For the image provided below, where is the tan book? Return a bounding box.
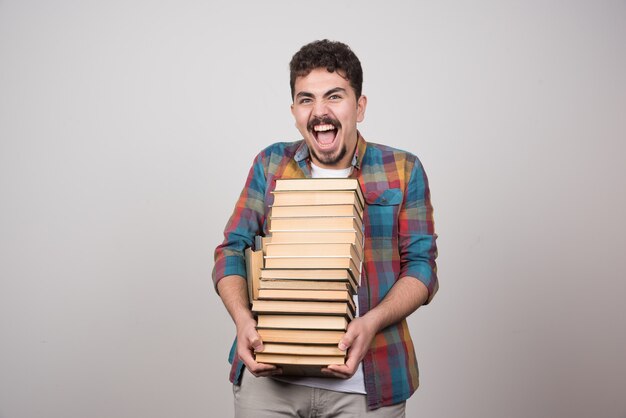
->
[260,268,357,281]
[263,257,361,282]
[273,178,364,209]
[269,216,363,235]
[265,242,361,263]
[258,288,351,301]
[255,353,345,366]
[256,314,348,330]
[244,248,263,301]
[260,268,358,292]
[252,300,354,320]
[258,328,344,345]
[269,230,364,251]
[270,204,362,220]
[261,343,345,356]
[271,191,363,212]
[257,288,355,313]
[259,280,350,292]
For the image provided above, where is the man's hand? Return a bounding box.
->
[322,316,377,378]
[322,276,429,379]
[235,316,281,377]
[217,274,281,377]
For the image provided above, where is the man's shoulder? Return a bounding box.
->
[257,140,304,159]
[363,140,420,164]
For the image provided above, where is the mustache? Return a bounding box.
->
[307,116,341,132]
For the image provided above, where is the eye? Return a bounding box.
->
[298,98,312,105]
[329,94,342,100]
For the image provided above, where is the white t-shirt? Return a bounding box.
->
[272,162,366,394]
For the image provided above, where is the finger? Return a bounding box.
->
[251,364,282,377]
[247,359,277,374]
[328,358,359,375]
[238,347,255,366]
[343,352,361,371]
[238,343,269,372]
[250,367,279,378]
[321,366,350,379]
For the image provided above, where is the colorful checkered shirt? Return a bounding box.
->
[212,135,438,409]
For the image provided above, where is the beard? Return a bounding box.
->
[308,143,348,167]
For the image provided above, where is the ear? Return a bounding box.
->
[356,95,367,123]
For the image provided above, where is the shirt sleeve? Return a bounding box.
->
[398,157,439,304]
[212,151,268,293]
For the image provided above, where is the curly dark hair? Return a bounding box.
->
[289,39,363,100]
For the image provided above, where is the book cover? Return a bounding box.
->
[260,268,358,293]
[255,353,345,366]
[259,279,350,292]
[257,288,355,313]
[273,178,364,208]
[256,314,348,330]
[270,203,362,219]
[269,216,363,235]
[263,257,361,282]
[252,300,355,319]
[265,242,361,263]
[257,328,344,345]
[244,247,263,301]
[261,343,345,356]
[271,190,363,211]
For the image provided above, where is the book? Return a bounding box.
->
[268,363,332,377]
[274,178,364,209]
[260,268,356,281]
[265,242,361,263]
[268,230,364,254]
[252,300,354,319]
[269,216,363,235]
[255,353,345,366]
[244,248,263,301]
[261,343,345,356]
[269,229,363,246]
[256,314,348,330]
[258,328,344,344]
[270,204,362,219]
[260,268,358,292]
[263,257,361,281]
[259,279,350,292]
[271,190,363,212]
[258,288,352,302]
[257,288,356,313]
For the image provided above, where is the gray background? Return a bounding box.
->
[1,0,625,417]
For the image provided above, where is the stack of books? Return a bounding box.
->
[248,178,364,376]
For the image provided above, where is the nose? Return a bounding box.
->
[312,100,328,118]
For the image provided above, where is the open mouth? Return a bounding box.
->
[308,118,340,148]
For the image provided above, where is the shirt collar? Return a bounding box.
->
[294,132,367,170]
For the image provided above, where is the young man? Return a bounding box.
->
[213,39,438,417]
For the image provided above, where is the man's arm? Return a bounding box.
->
[213,149,282,377]
[323,276,428,378]
[217,275,281,377]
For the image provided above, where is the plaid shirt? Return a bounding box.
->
[212,135,438,409]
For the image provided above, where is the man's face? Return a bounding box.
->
[291,68,367,169]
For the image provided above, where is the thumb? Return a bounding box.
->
[250,333,264,352]
[338,329,356,351]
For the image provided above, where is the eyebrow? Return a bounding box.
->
[295,87,348,99]
[324,87,347,97]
